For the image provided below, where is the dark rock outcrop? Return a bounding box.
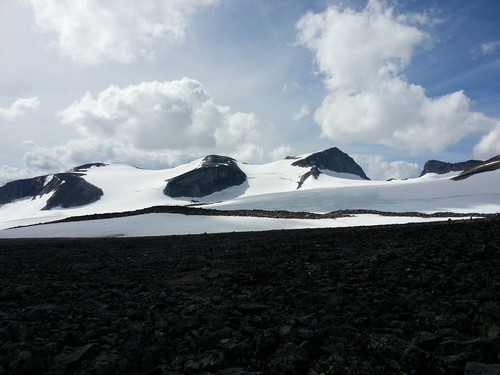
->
[40,174,104,210]
[0,173,103,210]
[72,163,107,172]
[419,159,483,177]
[452,154,500,181]
[297,167,321,189]
[164,155,247,198]
[0,176,48,204]
[292,147,370,180]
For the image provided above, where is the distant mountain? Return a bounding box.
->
[0,147,371,210]
[419,159,482,177]
[291,147,370,180]
[1,147,499,227]
[0,170,103,210]
[1,147,500,232]
[452,154,500,180]
[164,155,247,198]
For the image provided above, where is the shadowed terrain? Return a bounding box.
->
[0,219,498,374]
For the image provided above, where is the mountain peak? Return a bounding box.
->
[164,155,247,198]
[291,147,370,180]
[419,159,482,177]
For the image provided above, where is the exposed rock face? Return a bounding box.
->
[452,154,500,181]
[40,174,104,210]
[297,167,321,189]
[0,176,48,204]
[419,159,483,177]
[0,173,103,209]
[164,155,247,198]
[292,147,370,180]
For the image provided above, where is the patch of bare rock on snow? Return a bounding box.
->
[0,219,498,374]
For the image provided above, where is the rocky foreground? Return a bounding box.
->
[0,219,499,375]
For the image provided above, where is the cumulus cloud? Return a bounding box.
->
[296,0,499,156]
[0,97,40,121]
[473,124,500,160]
[0,165,37,186]
[354,153,421,181]
[270,145,294,161]
[22,137,186,172]
[23,78,268,171]
[20,0,219,65]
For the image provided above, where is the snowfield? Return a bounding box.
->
[0,213,472,239]
[0,155,499,238]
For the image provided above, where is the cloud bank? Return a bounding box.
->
[20,0,219,65]
[0,97,40,121]
[474,124,500,160]
[354,154,421,181]
[296,0,499,156]
[23,78,270,171]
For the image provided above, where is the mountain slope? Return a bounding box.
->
[452,154,500,180]
[419,159,483,176]
[0,147,499,232]
[291,147,370,180]
[164,155,247,198]
[0,172,103,210]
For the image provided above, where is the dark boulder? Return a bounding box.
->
[419,159,483,177]
[292,147,370,180]
[452,155,500,181]
[164,155,247,198]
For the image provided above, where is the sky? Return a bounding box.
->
[1,0,499,183]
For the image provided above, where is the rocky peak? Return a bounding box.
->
[40,173,103,210]
[0,176,48,205]
[292,147,370,180]
[0,172,103,210]
[164,155,247,198]
[419,159,482,177]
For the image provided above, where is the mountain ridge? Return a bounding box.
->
[291,147,370,180]
[0,147,499,232]
[419,159,483,177]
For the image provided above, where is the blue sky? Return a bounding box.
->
[0,0,499,182]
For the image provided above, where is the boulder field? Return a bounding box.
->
[0,219,498,374]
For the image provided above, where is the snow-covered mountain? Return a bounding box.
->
[0,147,499,236]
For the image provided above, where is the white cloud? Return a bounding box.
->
[270,145,294,161]
[59,78,262,154]
[20,0,219,65]
[22,137,185,172]
[473,124,500,160]
[296,0,498,156]
[292,104,310,121]
[354,153,421,181]
[0,165,37,186]
[22,78,270,172]
[0,97,40,121]
[480,40,500,55]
